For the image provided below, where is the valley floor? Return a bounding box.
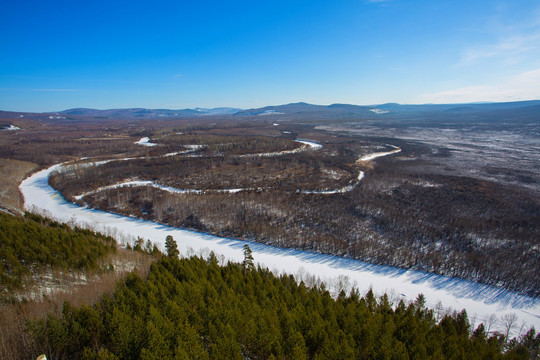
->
[20,163,540,336]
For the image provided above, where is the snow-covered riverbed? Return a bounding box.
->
[19,164,540,335]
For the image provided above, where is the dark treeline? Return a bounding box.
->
[0,212,116,295]
[25,255,539,360]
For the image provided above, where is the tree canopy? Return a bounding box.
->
[26,255,537,360]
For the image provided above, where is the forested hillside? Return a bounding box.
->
[0,213,156,359]
[25,255,539,360]
[0,212,116,296]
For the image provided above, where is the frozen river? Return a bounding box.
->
[20,163,540,335]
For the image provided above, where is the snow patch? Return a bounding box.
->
[3,124,21,131]
[258,110,285,116]
[370,108,389,114]
[322,169,345,180]
[357,147,402,162]
[301,171,365,195]
[412,181,441,188]
[296,140,323,150]
[164,144,205,157]
[135,137,158,147]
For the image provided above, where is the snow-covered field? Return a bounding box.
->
[318,124,540,192]
[20,164,540,335]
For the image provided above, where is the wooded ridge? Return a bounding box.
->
[24,255,540,359]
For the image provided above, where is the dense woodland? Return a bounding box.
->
[49,132,540,296]
[0,212,116,298]
[51,151,355,193]
[25,255,540,359]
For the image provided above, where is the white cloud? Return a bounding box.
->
[457,5,540,68]
[420,68,540,103]
[459,33,540,67]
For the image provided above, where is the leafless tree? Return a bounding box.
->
[485,314,498,335]
[502,313,518,339]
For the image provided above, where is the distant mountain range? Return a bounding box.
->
[373,100,540,113]
[1,100,539,122]
[237,100,540,115]
[234,102,373,116]
[60,106,242,118]
[234,100,540,122]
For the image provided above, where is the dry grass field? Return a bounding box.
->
[0,158,38,213]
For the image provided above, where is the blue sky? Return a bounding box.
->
[1,0,540,111]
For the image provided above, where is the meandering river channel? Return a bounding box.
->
[18,141,540,335]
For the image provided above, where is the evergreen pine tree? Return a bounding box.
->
[242,244,254,275]
[165,235,180,258]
